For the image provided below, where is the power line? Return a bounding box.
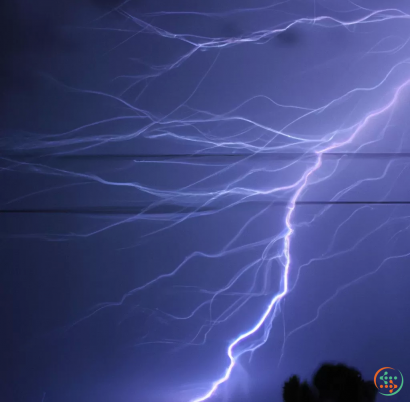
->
[1,201,410,215]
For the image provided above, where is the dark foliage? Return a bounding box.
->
[283,375,316,402]
[283,363,377,402]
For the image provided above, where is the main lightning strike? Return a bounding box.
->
[191,76,410,401]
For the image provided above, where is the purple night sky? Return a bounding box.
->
[1,1,409,402]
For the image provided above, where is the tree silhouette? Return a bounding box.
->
[283,363,377,402]
[283,375,316,402]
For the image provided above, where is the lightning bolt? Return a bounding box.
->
[191,73,410,401]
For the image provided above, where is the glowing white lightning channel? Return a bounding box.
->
[191,77,410,402]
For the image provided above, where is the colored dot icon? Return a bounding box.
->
[375,367,403,395]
